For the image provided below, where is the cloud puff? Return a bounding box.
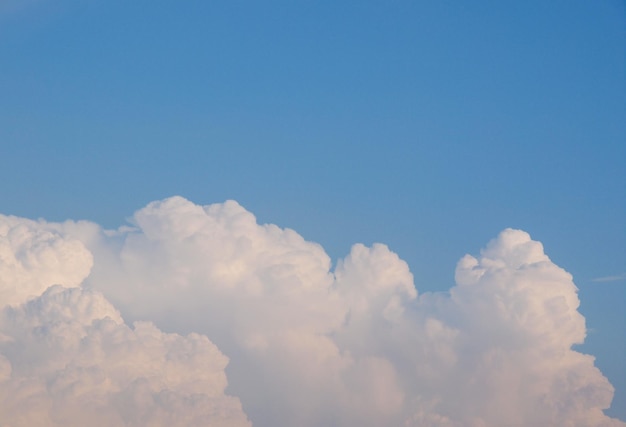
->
[0,215,93,306]
[0,214,250,427]
[0,198,624,427]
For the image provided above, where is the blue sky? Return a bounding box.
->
[1,0,625,421]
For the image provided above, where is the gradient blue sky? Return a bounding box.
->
[1,0,625,418]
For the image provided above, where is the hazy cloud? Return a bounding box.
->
[0,198,624,426]
[592,273,626,283]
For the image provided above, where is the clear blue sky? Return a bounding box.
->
[1,0,624,418]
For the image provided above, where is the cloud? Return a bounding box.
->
[1,198,624,427]
[0,215,93,306]
[592,273,626,283]
[0,213,250,427]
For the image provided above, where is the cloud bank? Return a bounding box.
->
[0,196,623,427]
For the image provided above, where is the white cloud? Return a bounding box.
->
[0,198,624,427]
[0,285,250,427]
[0,213,250,427]
[0,215,93,306]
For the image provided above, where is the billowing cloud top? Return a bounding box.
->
[0,197,623,427]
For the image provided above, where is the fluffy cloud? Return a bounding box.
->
[0,214,250,427]
[0,215,93,306]
[0,198,623,427]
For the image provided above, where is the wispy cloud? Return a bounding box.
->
[592,273,626,283]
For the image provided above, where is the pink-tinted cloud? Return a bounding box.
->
[0,198,623,426]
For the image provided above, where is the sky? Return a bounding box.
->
[0,0,624,425]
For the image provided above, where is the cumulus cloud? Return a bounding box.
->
[0,198,624,427]
[0,215,93,306]
[0,213,250,427]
